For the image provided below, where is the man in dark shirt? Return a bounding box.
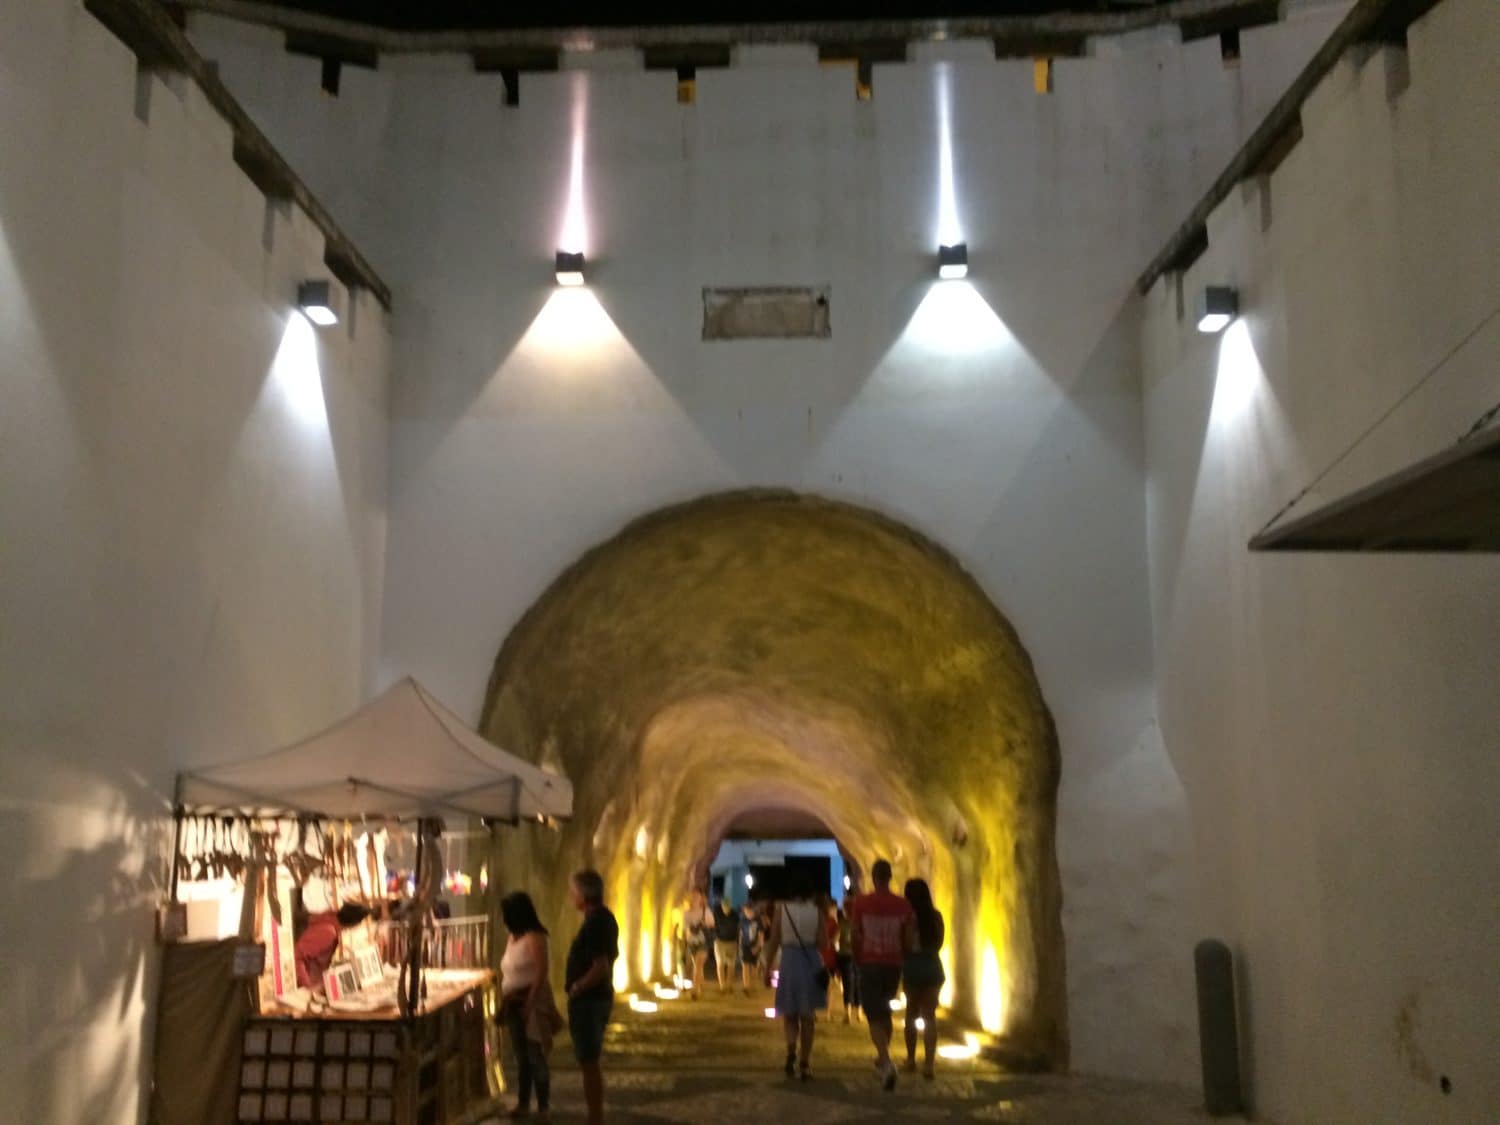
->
[564,869,618,1125]
[712,896,739,991]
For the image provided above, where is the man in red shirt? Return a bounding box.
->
[850,858,915,1090]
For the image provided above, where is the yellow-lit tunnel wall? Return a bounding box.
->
[481,491,1066,1065]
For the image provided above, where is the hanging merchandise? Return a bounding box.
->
[154,677,574,1125]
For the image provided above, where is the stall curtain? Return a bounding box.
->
[148,939,251,1125]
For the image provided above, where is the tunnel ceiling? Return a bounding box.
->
[481,490,1066,1063]
[722,806,835,839]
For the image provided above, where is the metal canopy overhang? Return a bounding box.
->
[1249,425,1500,553]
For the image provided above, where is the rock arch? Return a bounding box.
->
[481,490,1066,1063]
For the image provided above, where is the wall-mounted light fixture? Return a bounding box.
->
[1196,285,1238,334]
[938,242,968,281]
[555,250,585,287]
[296,279,340,326]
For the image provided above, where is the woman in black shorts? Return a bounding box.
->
[900,878,946,1079]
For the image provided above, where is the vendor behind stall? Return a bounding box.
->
[295,902,371,989]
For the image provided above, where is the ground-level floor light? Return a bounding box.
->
[555,250,586,287]
[296,279,339,326]
[1196,285,1238,334]
[764,1007,778,1019]
[938,242,969,280]
[937,1033,982,1061]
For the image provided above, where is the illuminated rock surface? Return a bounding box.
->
[482,491,1066,1063]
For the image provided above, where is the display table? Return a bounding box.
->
[236,971,495,1125]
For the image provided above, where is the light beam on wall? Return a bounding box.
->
[271,312,326,429]
[979,939,1006,1033]
[1210,317,1264,427]
[935,64,963,250]
[558,76,590,260]
[901,280,1020,361]
[522,287,627,358]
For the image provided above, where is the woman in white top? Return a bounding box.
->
[762,873,831,1081]
[500,891,560,1121]
[682,889,714,1000]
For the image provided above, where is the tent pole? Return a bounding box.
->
[407,819,426,1015]
[168,775,185,903]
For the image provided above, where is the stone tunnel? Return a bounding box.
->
[480,490,1068,1065]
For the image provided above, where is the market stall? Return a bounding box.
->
[151,677,572,1125]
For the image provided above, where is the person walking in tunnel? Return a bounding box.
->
[682,889,713,999]
[712,895,739,991]
[835,898,860,1023]
[763,872,830,1081]
[738,898,763,995]
[900,878,946,1080]
[564,870,619,1125]
[498,891,561,1121]
[850,858,915,1091]
[819,895,841,998]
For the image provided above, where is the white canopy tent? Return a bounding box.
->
[178,676,572,823]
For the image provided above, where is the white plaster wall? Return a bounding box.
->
[1141,0,1500,1120]
[0,3,390,1120]
[190,4,1348,1084]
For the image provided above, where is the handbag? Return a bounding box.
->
[783,904,832,990]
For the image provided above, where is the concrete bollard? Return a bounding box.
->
[1194,939,1244,1116]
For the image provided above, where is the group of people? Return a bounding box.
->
[762,858,945,1089]
[496,870,618,1125]
[492,858,946,1123]
[679,891,767,995]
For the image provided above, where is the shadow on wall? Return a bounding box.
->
[0,767,170,1123]
[479,490,1069,1066]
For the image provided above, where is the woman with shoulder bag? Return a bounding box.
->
[499,892,564,1121]
[763,874,830,1081]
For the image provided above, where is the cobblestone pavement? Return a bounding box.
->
[480,987,1231,1124]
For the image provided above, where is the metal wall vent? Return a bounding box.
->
[703,286,831,340]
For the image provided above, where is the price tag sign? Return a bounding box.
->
[324,962,360,1002]
[353,947,384,989]
[232,943,267,979]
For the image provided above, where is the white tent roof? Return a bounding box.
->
[179,677,573,823]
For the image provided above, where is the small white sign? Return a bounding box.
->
[352,947,384,989]
[324,962,359,1003]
